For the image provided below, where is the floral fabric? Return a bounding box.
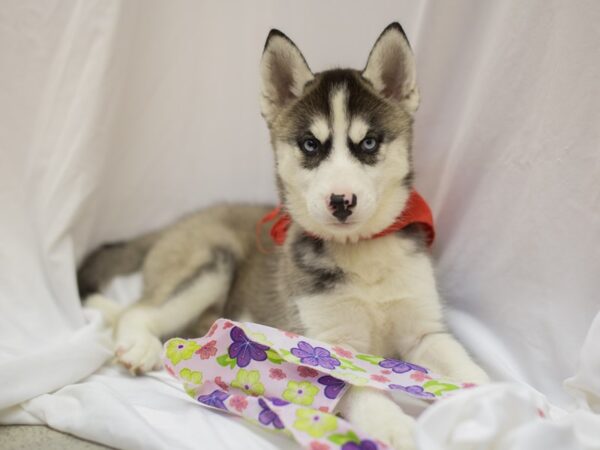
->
[163,319,475,450]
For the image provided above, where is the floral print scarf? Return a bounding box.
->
[163,319,474,450]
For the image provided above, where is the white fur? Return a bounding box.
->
[331,88,348,147]
[295,233,488,383]
[84,293,123,327]
[296,233,488,447]
[336,386,417,450]
[310,116,330,143]
[276,87,412,244]
[114,265,232,373]
[348,117,370,143]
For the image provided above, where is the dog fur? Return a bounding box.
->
[78,23,488,449]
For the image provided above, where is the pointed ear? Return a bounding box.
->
[260,29,314,123]
[362,23,419,114]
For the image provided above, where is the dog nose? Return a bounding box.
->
[328,193,357,222]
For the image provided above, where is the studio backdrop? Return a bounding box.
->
[1,1,599,449]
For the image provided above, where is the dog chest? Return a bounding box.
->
[294,236,439,355]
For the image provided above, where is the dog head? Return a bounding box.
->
[260,23,419,243]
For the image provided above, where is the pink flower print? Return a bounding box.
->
[318,406,329,413]
[284,330,300,339]
[223,321,234,329]
[229,395,248,412]
[380,369,392,375]
[297,366,319,378]
[269,368,286,380]
[207,323,218,337]
[310,442,330,450]
[370,374,390,383]
[410,372,431,382]
[214,376,229,391]
[196,340,217,359]
[462,382,477,389]
[332,346,353,358]
[165,365,176,377]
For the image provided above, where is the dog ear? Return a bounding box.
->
[362,23,419,114]
[260,29,314,123]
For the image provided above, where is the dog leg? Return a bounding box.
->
[404,331,489,384]
[336,386,416,450]
[115,253,234,374]
[309,327,417,449]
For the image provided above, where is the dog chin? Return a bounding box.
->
[322,223,362,243]
[307,219,377,244]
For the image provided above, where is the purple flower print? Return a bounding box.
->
[342,439,379,450]
[198,390,230,410]
[291,341,341,370]
[268,397,290,406]
[228,326,269,368]
[389,384,435,399]
[378,358,428,374]
[258,399,284,429]
[317,375,346,400]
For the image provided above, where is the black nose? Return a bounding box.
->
[329,193,357,222]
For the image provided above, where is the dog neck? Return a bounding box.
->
[257,190,435,251]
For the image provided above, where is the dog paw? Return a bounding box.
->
[115,333,163,375]
[337,387,417,449]
[360,410,416,450]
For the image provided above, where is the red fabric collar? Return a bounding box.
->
[257,190,435,251]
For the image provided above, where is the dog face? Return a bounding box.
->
[260,23,419,243]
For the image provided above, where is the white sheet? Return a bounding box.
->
[1,1,599,449]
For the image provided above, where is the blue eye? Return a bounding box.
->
[360,137,379,152]
[301,138,320,154]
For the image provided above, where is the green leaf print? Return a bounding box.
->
[328,430,361,445]
[337,357,366,373]
[266,348,284,364]
[216,353,237,369]
[355,354,384,365]
[423,380,460,396]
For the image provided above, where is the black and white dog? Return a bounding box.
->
[79,23,488,448]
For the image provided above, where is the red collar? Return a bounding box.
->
[256,190,434,251]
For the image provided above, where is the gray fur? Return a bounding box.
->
[77,231,161,297]
[291,235,344,294]
[170,246,236,298]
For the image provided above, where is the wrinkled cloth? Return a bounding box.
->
[1,1,600,449]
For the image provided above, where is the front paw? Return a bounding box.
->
[115,332,163,375]
[362,410,416,450]
[337,387,417,449]
[461,364,490,386]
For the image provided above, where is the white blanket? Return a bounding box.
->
[1,1,599,449]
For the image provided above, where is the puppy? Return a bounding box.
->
[78,23,488,449]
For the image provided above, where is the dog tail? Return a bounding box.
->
[77,230,161,299]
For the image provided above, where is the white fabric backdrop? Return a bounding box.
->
[1,1,600,449]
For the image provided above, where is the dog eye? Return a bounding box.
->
[360,137,379,152]
[300,137,320,154]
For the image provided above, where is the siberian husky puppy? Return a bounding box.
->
[78,23,488,448]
